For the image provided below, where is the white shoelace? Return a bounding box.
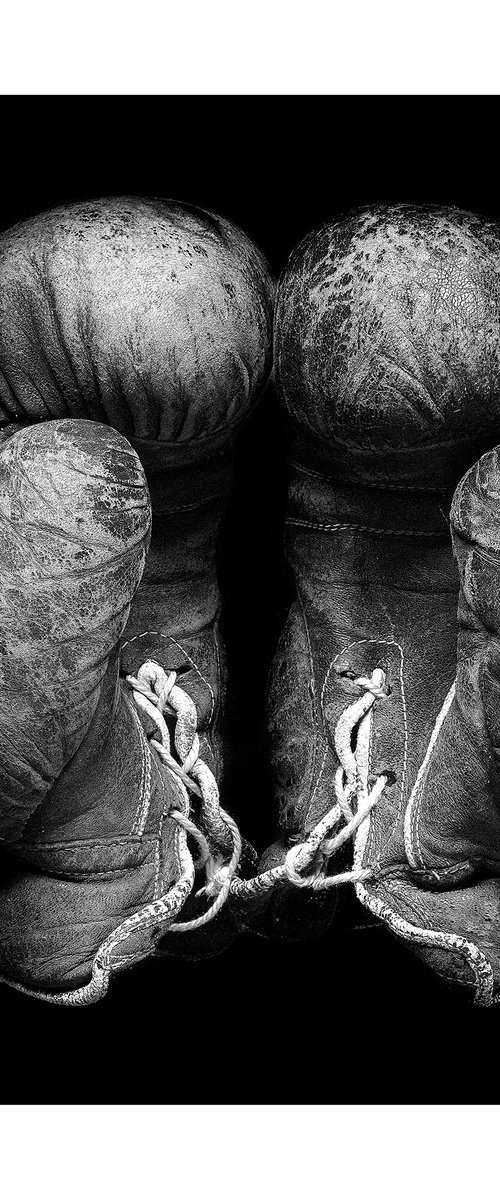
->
[127,660,388,913]
[0,661,387,1006]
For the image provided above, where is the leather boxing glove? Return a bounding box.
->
[260,205,500,999]
[0,419,190,1001]
[0,198,273,998]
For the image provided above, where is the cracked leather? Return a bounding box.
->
[0,421,183,993]
[265,204,500,998]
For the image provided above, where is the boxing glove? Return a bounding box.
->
[0,198,273,997]
[0,419,196,1001]
[261,204,500,1000]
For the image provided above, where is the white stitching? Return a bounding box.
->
[286,518,446,539]
[295,593,323,825]
[129,701,152,837]
[306,741,330,819]
[199,734,216,773]
[392,644,408,838]
[289,461,450,493]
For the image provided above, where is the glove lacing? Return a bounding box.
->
[230,666,388,899]
[128,661,388,909]
[1,664,386,1006]
[127,660,242,933]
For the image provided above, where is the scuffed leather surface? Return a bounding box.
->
[275,204,500,486]
[0,200,275,982]
[0,669,179,990]
[350,450,500,1001]
[0,420,181,992]
[0,420,150,839]
[268,599,326,835]
[403,449,500,876]
[120,453,232,784]
[270,465,459,850]
[0,197,274,801]
[0,197,274,461]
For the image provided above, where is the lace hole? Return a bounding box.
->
[334,664,356,679]
[381,769,397,786]
[368,769,396,787]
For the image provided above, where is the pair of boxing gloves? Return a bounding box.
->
[1,198,500,1006]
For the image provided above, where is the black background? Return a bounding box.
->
[1,96,499,1104]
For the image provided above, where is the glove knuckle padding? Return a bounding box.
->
[266,204,500,996]
[0,198,273,453]
[275,204,500,483]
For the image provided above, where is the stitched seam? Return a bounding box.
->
[394,644,409,837]
[51,865,152,880]
[20,857,158,881]
[166,634,216,724]
[155,494,221,514]
[103,773,193,971]
[320,655,341,712]
[129,701,152,836]
[296,594,324,828]
[214,628,223,713]
[411,768,425,868]
[153,774,170,900]
[199,734,216,772]
[306,741,330,823]
[290,423,500,454]
[153,836,161,899]
[20,836,158,851]
[286,519,446,539]
[211,626,223,754]
[290,462,450,493]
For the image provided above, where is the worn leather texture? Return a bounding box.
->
[0,420,183,992]
[0,198,274,988]
[0,197,273,458]
[266,205,500,995]
[0,195,273,768]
